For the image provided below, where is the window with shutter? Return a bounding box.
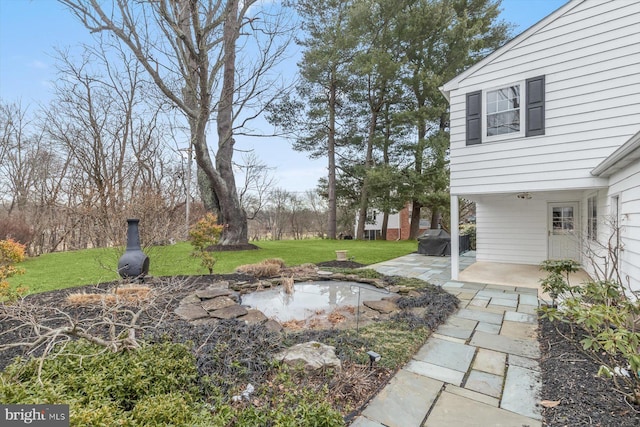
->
[464,75,545,144]
[526,75,545,136]
[466,90,482,145]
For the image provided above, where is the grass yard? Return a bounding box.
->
[8,239,417,294]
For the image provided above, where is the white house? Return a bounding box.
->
[441,0,640,293]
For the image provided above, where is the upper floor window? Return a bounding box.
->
[466,75,545,146]
[486,85,520,137]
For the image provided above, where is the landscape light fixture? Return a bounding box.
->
[367,350,381,370]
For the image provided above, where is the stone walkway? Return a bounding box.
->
[350,252,543,427]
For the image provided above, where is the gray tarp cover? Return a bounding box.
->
[417,229,451,256]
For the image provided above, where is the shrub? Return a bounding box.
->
[188,213,224,274]
[0,238,27,301]
[0,340,215,426]
[235,258,285,277]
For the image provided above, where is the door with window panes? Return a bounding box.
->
[548,202,580,261]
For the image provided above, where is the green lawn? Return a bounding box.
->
[8,239,417,294]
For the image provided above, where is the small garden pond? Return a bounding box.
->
[240,281,391,322]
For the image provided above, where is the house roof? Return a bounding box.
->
[591,130,640,177]
[439,0,582,101]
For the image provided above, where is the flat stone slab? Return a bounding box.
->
[501,365,542,420]
[238,309,268,325]
[504,311,537,324]
[489,297,518,308]
[195,289,235,300]
[209,304,248,319]
[349,416,385,427]
[473,348,506,376]
[362,369,443,427]
[436,316,478,340]
[476,322,501,334]
[470,331,540,359]
[465,369,503,398]
[500,320,538,341]
[519,294,539,306]
[414,338,476,372]
[202,296,237,312]
[477,290,518,300]
[426,391,542,427]
[174,303,210,321]
[363,299,398,314]
[456,308,504,325]
[405,360,465,385]
[445,384,499,407]
[509,355,540,372]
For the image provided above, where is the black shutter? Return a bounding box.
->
[466,90,482,145]
[526,75,545,136]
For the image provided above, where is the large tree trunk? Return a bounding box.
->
[356,109,378,240]
[214,0,248,245]
[327,74,337,240]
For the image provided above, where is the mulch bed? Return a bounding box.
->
[539,318,640,426]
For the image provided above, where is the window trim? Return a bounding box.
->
[481,80,526,143]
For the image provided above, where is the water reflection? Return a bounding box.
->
[241,281,388,322]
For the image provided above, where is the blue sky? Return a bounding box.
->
[0,0,568,193]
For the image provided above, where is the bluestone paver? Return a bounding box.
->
[472,348,506,376]
[504,311,537,324]
[405,360,465,385]
[509,354,540,371]
[501,365,543,420]
[456,308,504,325]
[349,416,384,427]
[361,369,443,427]
[444,384,499,407]
[465,369,504,398]
[425,392,542,427]
[500,320,538,341]
[475,322,501,334]
[435,316,478,340]
[413,338,476,372]
[489,297,518,308]
[470,331,541,359]
[519,293,539,306]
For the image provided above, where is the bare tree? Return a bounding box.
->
[235,151,276,221]
[59,0,294,246]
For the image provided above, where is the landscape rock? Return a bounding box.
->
[174,303,210,321]
[202,296,237,312]
[364,299,398,314]
[239,309,268,325]
[209,304,248,319]
[275,341,341,371]
[195,289,235,300]
[263,319,284,333]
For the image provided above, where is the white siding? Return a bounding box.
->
[608,159,640,293]
[474,191,586,265]
[448,0,640,195]
[475,195,547,264]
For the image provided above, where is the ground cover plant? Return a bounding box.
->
[0,252,457,426]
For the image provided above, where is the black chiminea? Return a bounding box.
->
[117,219,150,280]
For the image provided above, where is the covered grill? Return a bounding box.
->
[417,229,451,256]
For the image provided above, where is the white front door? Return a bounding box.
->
[548,202,580,261]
